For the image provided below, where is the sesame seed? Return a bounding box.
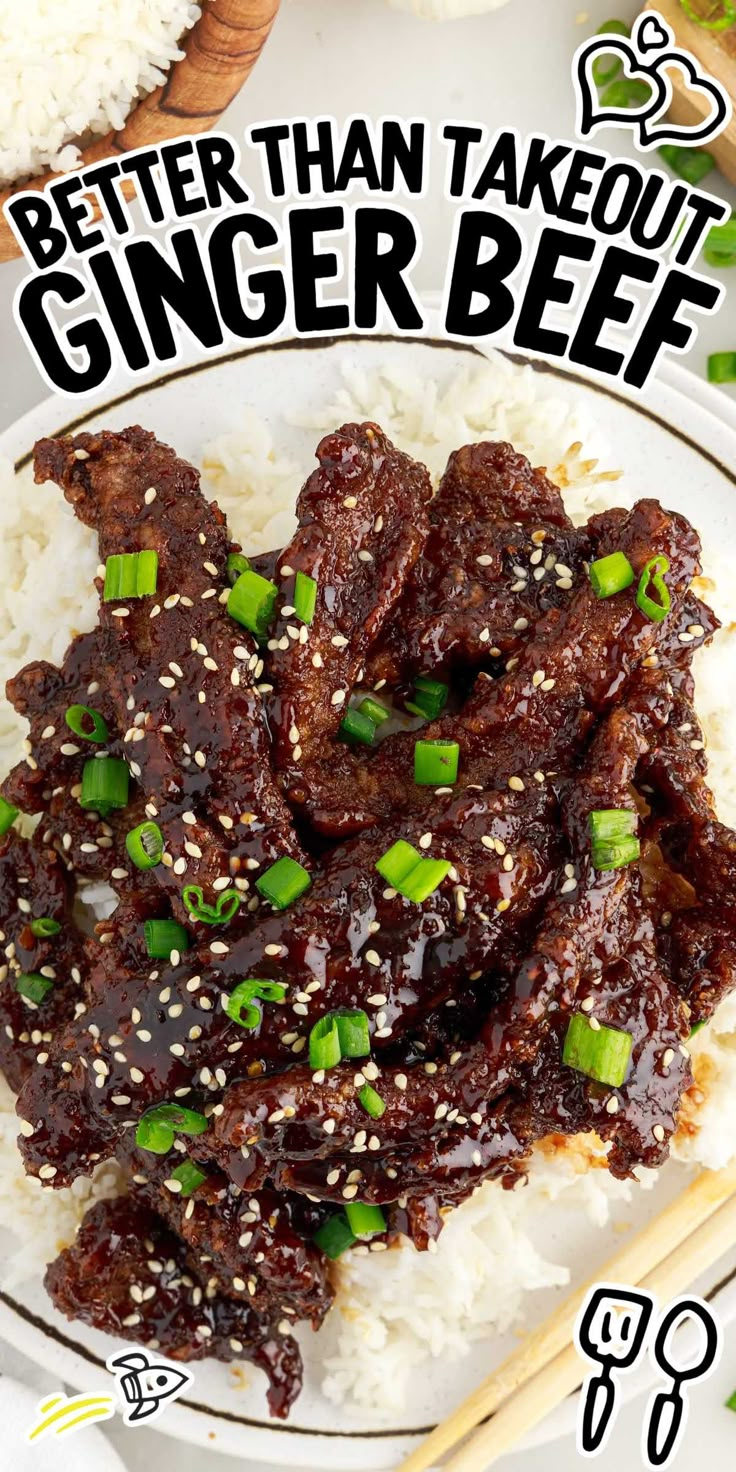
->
[508,775,525,792]
[605,1096,619,1114]
[331,690,346,707]
[652,1124,666,1142]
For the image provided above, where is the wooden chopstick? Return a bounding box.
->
[400,1164,736,1472]
[444,1190,736,1472]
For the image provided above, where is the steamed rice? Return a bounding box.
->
[0,0,201,187]
[1,350,735,1413]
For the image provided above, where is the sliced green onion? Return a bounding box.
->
[592,19,631,86]
[308,1008,371,1068]
[562,1012,633,1087]
[182,884,241,926]
[255,856,311,910]
[375,839,451,902]
[690,1019,706,1037]
[375,839,423,890]
[79,757,129,815]
[658,144,715,186]
[358,1083,386,1118]
[30,917,61,938]
[600,78,653,108]
[358,697,389,727]
[401,857,452,903]
[703,216,736,267]
[725,1388,736,1412]
[405,675,449,721]
[636,554,671,623]
[227,551,250,585]
[589,809,637,844]
[135,1102,208,1155]
[679,0,736,31]
[589,550,635,599]
[591,834,641,871]
[308,1013,342,1070]
[15,972,54,1004]
[339,709,376,746]
[126,821,163,870]
[169,1160,207,1196]
[144,919,190,959]
[228,569,278,638]
[414,739,460,787]
[314,1213,356,1259]
[335,1008,371,1059]
[225,979,288,1030]
[64,704,109,744]
[103,550,158,601]
[708,352,736,384]
[294,571,317,626]
[0,795,18,836]
[344,1202,387,1238]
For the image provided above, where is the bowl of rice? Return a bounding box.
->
[0,0,281,264]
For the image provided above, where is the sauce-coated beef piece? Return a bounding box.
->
[364,442,591,688]
[45,1195,303,1418]
[1,422,731,1419]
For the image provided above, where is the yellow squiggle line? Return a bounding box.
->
[38,1395,64,1415]
[55,1404,115,1437]
[28,1396,114,1440]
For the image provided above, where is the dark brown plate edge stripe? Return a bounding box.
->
[13,336,736,495]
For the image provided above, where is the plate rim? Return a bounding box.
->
[1,333,736,1462]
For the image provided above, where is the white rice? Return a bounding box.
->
[0,0,201,187]
[0,350,735,1413]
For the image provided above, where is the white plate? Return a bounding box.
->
[1,334,736,1468]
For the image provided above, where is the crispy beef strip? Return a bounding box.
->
[119,1140,332,1327]
[16,779,561,1186]
[363,442,591,688]
[32,428,307,933]
[44,1195,302,1419]
[297,497,702,837]
[265,422,431,802]
[0,827,85,1091]
[207,694,666,1184]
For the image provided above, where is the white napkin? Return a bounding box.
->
[0,1346,127,1472]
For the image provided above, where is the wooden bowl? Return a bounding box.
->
[0,0,281,264]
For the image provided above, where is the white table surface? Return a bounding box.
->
[1,2,735,1469]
